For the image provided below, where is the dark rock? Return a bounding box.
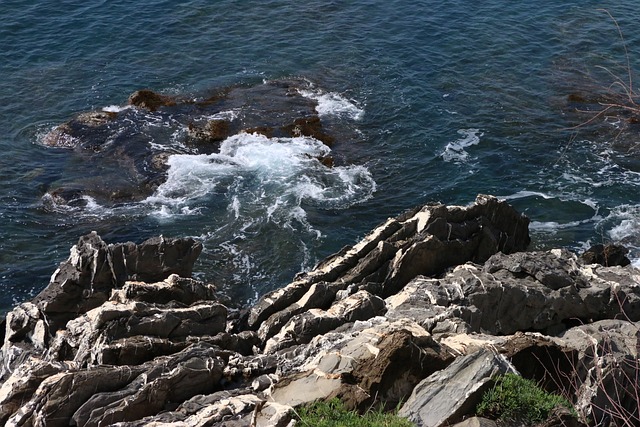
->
[44,187,88,208]
[40,79,358,210]
[484,249,583,290]
[187,119,231,147]
[281,115,335,146]
[581,244,631,267]
[242,126,275,137]
[127,89,176,111]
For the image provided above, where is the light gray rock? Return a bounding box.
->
[2,197,639,427]
[269,319,453,411]
[31,232,203,332]
[263,290,386,353]
[250,195,530,342]
[48,300,227,366]
[386,250,640,336]
[398,349,516,427]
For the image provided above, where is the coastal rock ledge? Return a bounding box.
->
[1,195,639,427]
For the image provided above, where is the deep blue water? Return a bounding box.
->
[2,1,640,312]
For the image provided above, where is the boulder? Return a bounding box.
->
[187,119,230,148]
[281,115,335,146]
[398,349,516,427]
[581,243,631,267]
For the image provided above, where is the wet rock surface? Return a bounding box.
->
[40,79,348,208]
[1,195,639,426]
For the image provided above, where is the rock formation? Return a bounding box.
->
[40,79,345,208]
[0,195,639,426]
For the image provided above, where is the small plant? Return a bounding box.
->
[476,373,576,425]
[570,10,640,130]
[294,398,415,427]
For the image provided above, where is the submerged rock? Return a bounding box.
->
[40,79,348,209]
[0,197,639,426]
[128,89,177,111]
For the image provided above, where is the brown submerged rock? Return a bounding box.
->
[128,89,176,111]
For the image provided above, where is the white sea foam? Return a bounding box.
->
[441,129,483,163]
[604,205,640,242]
[298,89,364,120]
[144,132,376,223]
[502,190,555,201]
[200,109,241,122]
[102,105,131,113]
[529,219,591,233]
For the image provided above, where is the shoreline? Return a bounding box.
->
[0,195,638,426]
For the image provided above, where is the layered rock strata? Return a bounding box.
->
[0,195,638,427]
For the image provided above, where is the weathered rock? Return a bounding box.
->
[281,115,335,146]
[248,195,531,342]
[398,349,516,427]
[268,318,453,412]
[551,320,640,425]
[2,197,640,426]
[187,119,230,148]
[0,359,68,425]
[110,390,270,427]
[49,300,227,366]
[110,274,218,306]
[32,232,203,331]
[386,249,640,336]
[262,290,386,353]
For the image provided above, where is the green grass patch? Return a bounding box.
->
[294,398,415,427]
[477,373,576,425]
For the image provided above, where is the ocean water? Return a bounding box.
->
[2,1,640,312]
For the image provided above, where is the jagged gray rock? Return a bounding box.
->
[248,195,530,345]
[32,232,203,331]
[386,249,640,336]
[0,198,639,427]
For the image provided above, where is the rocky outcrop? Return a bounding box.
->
[245,194,530,340]
[40,79,346,208]
[0,196,639,426]
[0,232,202,382]
[128,89,176,111]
